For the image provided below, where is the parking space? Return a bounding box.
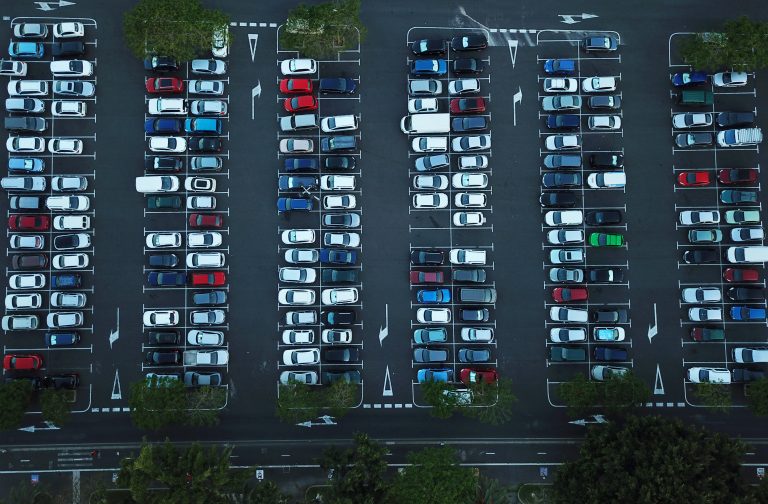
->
[275,42,364,390]
[535,31,634,398]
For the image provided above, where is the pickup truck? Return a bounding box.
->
[183,350,229,366]
[716,127,763,147]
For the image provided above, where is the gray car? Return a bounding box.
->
[415,154,449,172]
[413,347,448,363]
[184,372,222,387]
[409,79,442,96]
[413,328,447,344]
[458,348,491,363]
[542,95,581,112]
[190,309,225,325]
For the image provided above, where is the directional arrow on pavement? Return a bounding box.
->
[654,364,665,395]
[558,13,598,24]
[378,303,388,345]
[251,82,261,120]
[648,303,658,343]
[20,421,60,433]
[512,87,522,126]
[383,366,393,397]
[506,40,518,68]
[248,34,259,62]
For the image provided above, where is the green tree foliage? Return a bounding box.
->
[40,389,71,426]
[680,16,768,70]
[239,481,290,504]
[559,372,650,418]
[552,415,749,504]
[128,378,189,430]
[281,0,366,58]
[558,373,600,418]
[186,386,227,427]
[323,380,358,418]
[276,381,320,423]
[474,475,512,504]
[0,380,33,430]
[746,377,768,416]
[387,446,477,504]
[320,433,390,504]
[693,382,732,413]
[464,379,517,425]
[420,380,456,419]
[123,0,230,61]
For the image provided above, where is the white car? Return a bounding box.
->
[14,23,48,38]
[51,292,86,308]
[448,78,480,95]
[545,135,580,151]
[731,227,764,242]
[185,177,216,192]
[687,367,731,384]
[549,306,588,322]
[146,232,182,249]
[460,327,494,342]
[187,195,216,210]
[547,229,584,244]
[189,80,224,95]
[7,137,44,153]
[414,175,449,190]
[452,135,491,152]
[282,229,315,244]
[50,60,93,77]
[587,172,626,189]
[449,249,486,265]
[280,371,318,385]
[588,115,622,130]
[52,176,87,192]
[282,348,320,365]
[323,232,360,247]
[46,195,89,211]
[323,194,356,209]
[54,215,90,231]
[322,329,352,344]
[53,253,89,269]
[53,101,86,117]
[211,25,229,58]
[453,211,485,226]
[321,288,359,305]
[190,309,225,326]
[187,330,225,346]
[582,76,617,92]
[48,138,83,155]
[679,210,720,225]
[672,113,713,129]
[186,252,225,269]
[284,249,319,264]
[47,312,83,329]
[191,99,227,116]
[413,193,448,209]
[545,210,583,226]
[0,60,27,77]
[54,22,85,38]
[191,58,227,75]
[9,274,45,290]
[543,78,577,92]
[280,59,317,75]
[143,310,179,327]
[278,289,316,306]
[10,235,43,250]
[149,137,186,153]
[733,347,768,364]
[279,267,317,284]
[321,175,355,191]
[550,248,584,264]
[458,155,488,170]
[416,308,451,324]
[549,327,587,343]
[5,293,42,310]
[452,173,488,189]
[2,315,39,331]
[53,80,95,97]
[148,98,187,115]
[282,329,314,345]
[279,139,313,153]
[412,137,448,153]
[188,232,222,248]
[681,287,722,303]
[713,71,748,88]
[7,80,47,96]
[688,307,722,322]
[455,193,487,208]
[408,98,438,113]
[320,115,358,132]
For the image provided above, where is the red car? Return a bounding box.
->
[8,215,49,231]
[724,267,760,283]
[283,95,318,113]
[189,213,223,229]
[279,78,313,94]
[718,168,758,185]
[552,287,588,303]
[450,97,486,114]
[3,354,43,370]
[459,368,498,385]
[677,171,711,187]
[190,271,226,287]
[409,271,445,284]
[145,77,184,94]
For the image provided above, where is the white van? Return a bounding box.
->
[726,246,768,263]
[135,176,180,194]
[400,113,450,134]
[587,171,626,188]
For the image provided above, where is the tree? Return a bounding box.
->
[40,389,71,426]
[323,380,358,418]
[558,374,600,418]
[128,378,189,430]
[123,0,230,61]
[281,0,366,59]
[680,17,768,70]
[239,481,290,504]
[420,380,456,419]
[559,372,650,418]
[464,379,517,425]
[387,446,477,504]
[746,377,768,416]
[552,415,749,503]
[320,432,390,504]
[693,382,732,413]
[0,380,33,430]
[186,386,227,427]
[276,381,320,423]
[473,475,512,504]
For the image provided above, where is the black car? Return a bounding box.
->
[682,248,718,264]
[145,350,181,365]
[588,268,625,283]
[42,374,80,390]
[582,35,618,52]
[188,138,222,152]
[148,331,180,345]
[544,155,581,169]
[720,190,758,205]
[716,112,755,128]
[284,157,318,172]
[323,347,360,363]
[588,95,621,110]
[318,78,357,94]
[53,234,88,250]
[732,368,766,382]
[322,310,356,326]
[452,117,488,132]
[450,34,488,51]
[323,213,359,228]
[539,191,576,208]
[149,254,178,268]
[322,370,362,384]
[675,132,713,148]
[147,196,182,210]
[324,156,356,170]
[411,39,446,55]
[727,287,765,301]
[585,210,622,226]
[460,308,489,322]
[52,41,85,57]
[145,156,182,172]
[322,269,359,284]
[411,249,444,265]
[192,291,227,305]
[11,254,47,269]
[452,58,484,75]
[143,56,179,72]
[591,308,628,324]
[542,172,581,188]
[589,153,624,169]
[546,114,580,130]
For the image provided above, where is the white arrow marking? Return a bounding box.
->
[568,419,586,426]
[248,34,259,62]
[558,13,598,24]
[506,39,518,68]
[580,13,598,19]
[108,307,119,349]
[111,369,122,400]
[19,422,60,433]
[654,364,665,395]
[296,421,312,428]
[34,2,55,10]
[378,303,388,345]
[559,15,577,24]
[647,303,658,342]
[251,81,261,120]
[512,87,522,126]
[383,366,393,397]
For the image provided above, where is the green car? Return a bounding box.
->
[549,346,586,362]
[589,232,624,247]
[147,195,182,210]
[724,209,760,225]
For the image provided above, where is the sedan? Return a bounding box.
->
[413,193,448,209]
[452,135,491,152]
[282,329,314,345]
[552,287,588,303]
[47,311,83,328]
[191,59,226,75]
[53,253,88,269]
[688,307,722,322]
[713,71,748,87]
[282,229,315,245]
[452,173,488,189]
[414,175,449,190]
[54,22,84,38]
[7,80,47,96]
[452,117,487,132]
[408,98,438,113]
[672,113,713,129]
[321,288,358,305]
[721,190,758,204]
[3,354,43,371]
[53,80,94,97]
[148,137,186,153]
[683,248,719,264]
[8,215,49,231]
[280,139,313,153]
[411,59,447,76]
[677,171,711,187]
[189,80,224,95]
[550,327,586,343]
[724,267,760,283]
[718,168,758,185]
[282,348,320,365]
[687,367,731,384]
[545,135,580,151]
[588,115,621,130]
[679,210,720,225]
[543,78,577,93]
[541,95,581,112]
[681,287,722,303]
[448,78,480,95]
[451,34,487,51]
[582,76,616,92]
[582,36,618,52]
[284,95,318,113]
[146,77,184,94]
[542,173,581,188]
[452,58,484,74]
[675,132,713,148]
[549,268,583,283]
[189,213,223,228]
[278,289,315,306]
[411,39,446,55]
[415,154,450,172]
[458,348,491,363]
[416,308,451,324]
[450,97,486,114]
[671,71,708,87]
[279,78,312,94]
[7,137,45,153]
[190,310,225,325]
[410,271,445,284]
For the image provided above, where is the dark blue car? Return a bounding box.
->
[144,119,182,135]
[543,59,576,75]
[51,274,81,289]
[411,59,447,76]
[278,176,318,191]
[319,248,357,265]
[277,197,313,212]
[319,78,357,94]
[147,272,186,287]
[451,117,487,132]
[46,332,81,347]
[671,71,708,87]
[593,346,629,362]
[731,306,766,321]
[546,114,580,130]
[417,289,451,304]
[284,158,319,171]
